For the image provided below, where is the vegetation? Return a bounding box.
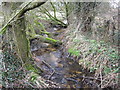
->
[0,0,119,89]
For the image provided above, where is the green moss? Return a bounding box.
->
[46,37,58,42]
[25,64,38,73]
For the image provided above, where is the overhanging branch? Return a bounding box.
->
[0,0,48,34]
[18,0,48,17]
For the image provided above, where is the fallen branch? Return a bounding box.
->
[33,56,56,80]
[30,34,62,46]
[39,6,67,27]
[41,60,57,80]
[48,70,55,80]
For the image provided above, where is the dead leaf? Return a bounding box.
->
[72,71,82,74]
[33,57,39,61]
[68,62,73,65]
[57,64,63,68]
[0,84,2,88]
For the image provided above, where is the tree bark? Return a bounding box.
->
[1,1,48,73]
[12,1,48,73]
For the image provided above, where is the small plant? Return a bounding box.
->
[68,48,80,56]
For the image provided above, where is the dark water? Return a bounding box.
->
[31,45,98,88]
[30,27,99,88]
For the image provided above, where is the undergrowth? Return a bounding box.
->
[1,43,50,88]
[2,49,28,88]
[67,36,119,88]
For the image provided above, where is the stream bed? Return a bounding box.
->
[30,28,99,89]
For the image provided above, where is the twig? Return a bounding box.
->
[50,2,57,18]
[33,55,57,78]
[79,76,101,81]
[45,79,60,86]
[48,70,55,80]
[41,60,54,71]
[65,78,79,83]
[41,6,67,26]
[41,60,57,79]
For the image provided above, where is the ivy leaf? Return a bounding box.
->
[113,68,120,73]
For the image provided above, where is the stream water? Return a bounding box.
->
[30,27,98,89]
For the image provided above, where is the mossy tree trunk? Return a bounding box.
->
[1,2,35,72]
[13,16,31,63]
[12,15,41,73]
[9,1,48,73]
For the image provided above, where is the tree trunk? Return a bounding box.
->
[1,1,48,73]
[11,2,48,73]
[13,16,31,63]
[75,2,98,32]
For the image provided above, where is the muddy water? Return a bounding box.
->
[30,28,98,88]
[31,45,98,88]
